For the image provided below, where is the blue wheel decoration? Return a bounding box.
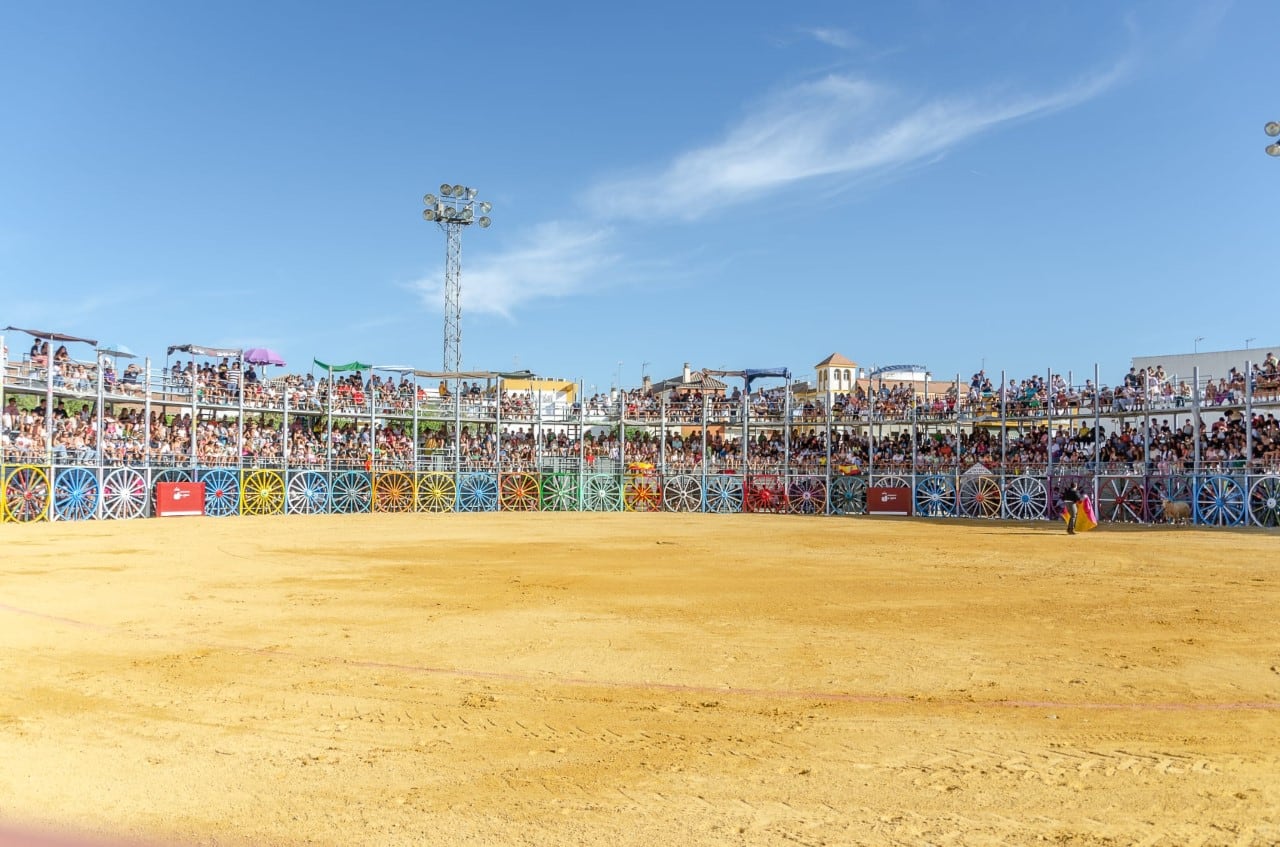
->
[1003,476,1047,521]
[287,471,329,514]
[331,471,371,513]
[705,474,743,513]
[1196,475,1245,526]
[829,476,866,515]
[53,467,99,521]
[914,474,956,518]
[201,468,240,517]
[457,472,499,511]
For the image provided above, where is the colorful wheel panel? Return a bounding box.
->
[331,471,372,514]
[1195,475,1246,526]
[870,474,910,491]
[913,474,956,518]
[539,472,578,511]
[416,473,456,512]
[151,468,193,515]
[1097,476,1146,523]
[287,471,329,514]
[583,474,622,511]
[102,467,147,519]
[662,474,701,512]
[374,471,415,513]
[829,476,866,515]
[624,473,662,512]
[3,465,50,522]
[787,476,827,515]
[1248,476,1280,527]
[201,468,240,517]
[457,472,499,512]
[705,474,743,513]
[959,475,1001,519]
[1147,476,1194,524]
[745,475,787,513]
[53,467,99,521]
[241,470,285,516]
[1004,476,1047,521]
[500,473,541,511]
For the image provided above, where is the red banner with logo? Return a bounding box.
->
[155,482,205,517]
[867,486,912,516]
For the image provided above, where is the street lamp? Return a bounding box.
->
[423,184,493,374]
[1247,337,1256,349]
[1266,121,1280,157]
[1194,336,1205,353]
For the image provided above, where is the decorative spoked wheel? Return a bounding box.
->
[331,471,372,514]
[959,475,1001,518]
[786,476,827,515]
[1147,476,1194,524]
[1248,476,1280,527]
[1004,476,1047,521]
[1196,475,1246,526]
[241,470,285,516]
[151,468,194,514]
[744,475,787,513]
[416,472,456,512]
[374,471,415,513]
[623,473,662,512]
[499,473,541,511]
[829,476,866,515]
[53,467,99,521]
[101,467,147,519]
[287,471,328,515]
[913,474,956,518]
[583,474,622,511]
[662,474,702,512]
[1097,476,1146,523]
[705,474,744,513]
[539,472,578,511]
[457,472,499,512]
[201,468,240,517]
[3,465,50,522]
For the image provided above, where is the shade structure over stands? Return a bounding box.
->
[313,358,370,372]
[244,347,286,367]
[167,344,243,358]
[96,343,137,359]
[3,326,99,346]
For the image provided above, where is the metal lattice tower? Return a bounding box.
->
[423,184,492,374]
[441,221,463,375]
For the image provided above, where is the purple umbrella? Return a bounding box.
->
[243,347,286,367]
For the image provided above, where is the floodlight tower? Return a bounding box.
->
[423,184,493,374]
[1266,121,1280,157]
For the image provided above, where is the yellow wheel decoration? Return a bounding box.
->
[374,471,415,512]
[416,473,455,512]
[240,470,285,516]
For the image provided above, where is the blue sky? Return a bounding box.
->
[2,0,1277,393]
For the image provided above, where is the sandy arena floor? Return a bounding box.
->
[0,513,1278,846]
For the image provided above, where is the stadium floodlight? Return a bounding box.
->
[1267,122,1280,137]
[421,183,494,374]
[1268,142,1280,157]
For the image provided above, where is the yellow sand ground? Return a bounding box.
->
[1,513,1278,846]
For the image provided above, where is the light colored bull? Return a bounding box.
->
[1161,499,1192,525]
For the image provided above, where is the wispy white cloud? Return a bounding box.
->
[800,26,861,50]
[583,63,1129,221]
[411,222,618,319]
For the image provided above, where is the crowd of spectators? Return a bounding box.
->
[5,343,1280,474]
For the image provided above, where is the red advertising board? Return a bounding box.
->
[867,486,912,516]
[155,481,205,517]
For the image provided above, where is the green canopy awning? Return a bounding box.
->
[314,358,370,372]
